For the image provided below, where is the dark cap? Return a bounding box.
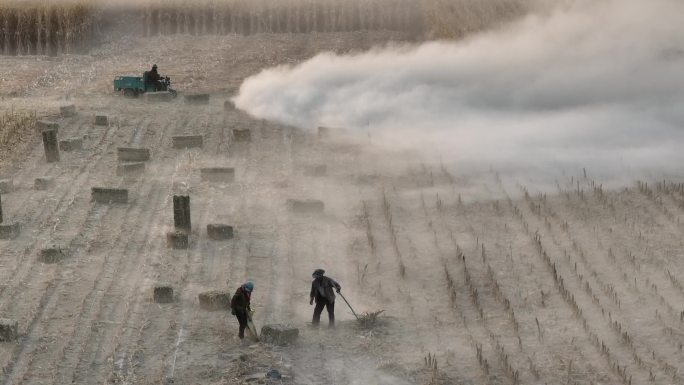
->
[312,269,325,278]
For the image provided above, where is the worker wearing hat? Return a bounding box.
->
[231,281,254,339]
[310,269,341,328]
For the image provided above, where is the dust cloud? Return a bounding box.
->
[234,0,684,181]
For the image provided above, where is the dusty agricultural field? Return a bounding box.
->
[2,2,684,385]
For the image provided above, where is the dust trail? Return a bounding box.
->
[234,0,684,181]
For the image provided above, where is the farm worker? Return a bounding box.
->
[148,64,162,91]
[310,269,341,328]
[231,281,254,339]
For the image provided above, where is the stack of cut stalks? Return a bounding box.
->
[0,110,36,147]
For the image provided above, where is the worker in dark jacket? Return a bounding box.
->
[310,269,341,327]
[147,64,162,91]
[231,281,253,339]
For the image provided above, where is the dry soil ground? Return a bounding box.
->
[1,31,684,385]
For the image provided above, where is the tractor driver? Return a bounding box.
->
[147,64,162,91]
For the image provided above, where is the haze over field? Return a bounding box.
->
[235,0,684,179]
[2,0,684,384]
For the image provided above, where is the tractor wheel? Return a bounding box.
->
[123,88,138,98]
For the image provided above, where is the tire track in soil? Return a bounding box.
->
[0,115,120,303]
[8,204,117,385]
[4,106,159,384]
[72,106,224,384]
[63,182,166,384]
[85,185,171,385]
[0,280,60,385]
[0,113,151,383]
[13,112,164,380]
[159,202,234,383]
[133,154,226,383]
[0,115,142,380]
[62,109,188,384]
[98,186,173,384]
[0,111,118,256]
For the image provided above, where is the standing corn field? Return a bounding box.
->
[422,0,530,38]
[0,0,533,56]
[141,0,425,37]
[138,0,535,39]
[0,0,98,56]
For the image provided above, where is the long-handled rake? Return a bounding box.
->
[339,292,385,328]
[246,311,259,342]
[338,292,359,320]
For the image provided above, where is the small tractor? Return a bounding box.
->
[113,70,177,98]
